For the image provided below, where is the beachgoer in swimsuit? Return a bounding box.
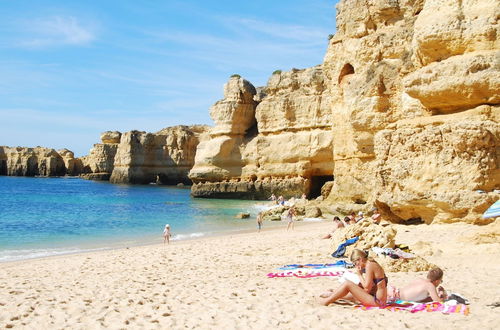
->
[322,216,345,239]
[318,249,388,307]
[371,208,382,224]
[163,224,171,244]
[388,267,446,303]
[347,212,357,225]
[286,206,296,231]
[257,212,263,233]
[269,194,277,204]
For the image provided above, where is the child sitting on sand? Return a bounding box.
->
[388,267,446,303]
[318,249,388,307]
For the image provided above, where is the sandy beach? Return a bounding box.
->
[1,220,499,329]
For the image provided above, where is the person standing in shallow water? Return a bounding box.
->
[257,212,263,232]
[163,224,171,244]
[286,206,296,231]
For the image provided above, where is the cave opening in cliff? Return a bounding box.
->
[0,160,6,175]
[338,63,355,84]
[309,175,333,199]
[244,120,259,140]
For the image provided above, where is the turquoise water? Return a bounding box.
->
[0,176,274,262]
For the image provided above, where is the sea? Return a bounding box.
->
[0,176,278,263]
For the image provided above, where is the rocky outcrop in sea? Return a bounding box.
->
[0,125,209,185]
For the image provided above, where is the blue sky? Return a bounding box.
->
[0,0,339,157]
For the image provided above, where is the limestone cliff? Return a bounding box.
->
[0,146,67,176]
[79,131,121,180]
[322,0,499,223]
[109,125,209,184]
[1,125,207,183]
[189,68,334,198]
[189,0,499,224]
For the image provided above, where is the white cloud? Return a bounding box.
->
[19,16,96,48]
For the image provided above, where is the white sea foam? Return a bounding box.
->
[302,217,325,222]
[252,202,279,212]
[0,247,106,263]
[171,232,205,241]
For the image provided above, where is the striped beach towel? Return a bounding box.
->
[267,268,345,278]
[354,301,469,315]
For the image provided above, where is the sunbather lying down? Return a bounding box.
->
[388,267,447,303]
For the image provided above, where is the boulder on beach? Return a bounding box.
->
[330,221,397,253]
[376,255,437,273]
[330,221,438,272]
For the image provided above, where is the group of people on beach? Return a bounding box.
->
[318,249,447,307]
[322,209,382,239]
[269,193,307,206]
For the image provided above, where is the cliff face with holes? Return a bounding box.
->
[189,0,499,223]
[0,126,208,185]
[0,146,70,177]
[189,68,334,199]
[322,0,499,223]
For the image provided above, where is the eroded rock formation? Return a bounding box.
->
[189,0,499,224]
[323,0,499,224]
[0,146,67,176]
[189,68,334,198]
[1,126,208,183]
[110,125,209,184]
[79,131,122,180]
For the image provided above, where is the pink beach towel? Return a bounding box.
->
[354,301,469,315]
[267,270,344,279]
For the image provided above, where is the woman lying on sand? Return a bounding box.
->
[318,249,387,306]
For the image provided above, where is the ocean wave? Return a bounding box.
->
[0,247,106,263]
[171,232,205,241]
[252,203,280,212]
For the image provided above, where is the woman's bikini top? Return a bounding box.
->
[373,276,388,285]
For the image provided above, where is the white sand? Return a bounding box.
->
[1,221,498,329]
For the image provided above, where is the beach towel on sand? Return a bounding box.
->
[354,300,469,315]
[279,260,353,270]
[267,267,346,278]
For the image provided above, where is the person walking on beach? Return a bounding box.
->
[286,206,296,231]
[163,224,171,244]
[257,212,263,232]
